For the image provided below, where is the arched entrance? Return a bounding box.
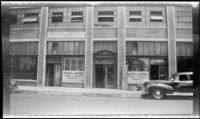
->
[93,50,117,89]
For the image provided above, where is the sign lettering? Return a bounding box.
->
[62,71,84,83]
[47,32,85,38]
[128,71,149,84]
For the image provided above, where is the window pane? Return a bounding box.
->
[11,56,37,79]
[150,11,162,16]
[71,11,83,22]
[150,11,163,22]
[98,17,114,22]
[129,11,141,15]
[179,75,188,81]
[71,59,76,71]
[71,17,83,22]
[23,13,39,24]
[77,58,84,71]
[52,42,58,54]
[52,12,63,23]
[98,11,114,15]
[130,18,141,22]
[64,59,70,70]
[72,11,83,16]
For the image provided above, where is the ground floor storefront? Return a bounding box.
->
[9,41,193,89]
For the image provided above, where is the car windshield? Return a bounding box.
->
[169,73,177,81]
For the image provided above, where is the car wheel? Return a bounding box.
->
[151,88,165,99]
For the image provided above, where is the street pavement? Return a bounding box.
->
[8,93,194,118]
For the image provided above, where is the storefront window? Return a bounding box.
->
[127,58,149,71]
[10,56,37,79]
[64,58,84,71]
[64,59,70,70]
[71,59,76,70]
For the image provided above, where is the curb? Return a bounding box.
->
[11,89,142,98]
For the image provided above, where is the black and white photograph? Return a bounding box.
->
[2,1,199,118]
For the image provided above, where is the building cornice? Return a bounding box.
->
[2,1,194,8]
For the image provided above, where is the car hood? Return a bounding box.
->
[144,80,171,85]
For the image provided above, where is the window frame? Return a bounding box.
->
[129,11,142,22]
[97,11,114,22]
[23,13,39,24]
[71,11,83,22]
[51,12,63,23]
[63,58,84,71]
[150,11,163,22]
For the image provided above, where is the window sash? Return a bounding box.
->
[23,18,38,22]
[98,11,114,16]
[52,12,63,23]
[150,16,163,20]
[64,58,84,71]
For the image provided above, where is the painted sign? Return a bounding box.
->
[62,71,84,83]
[47,32,85,39]
[128,71,149,84]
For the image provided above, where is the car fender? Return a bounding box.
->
[147,83,174,93]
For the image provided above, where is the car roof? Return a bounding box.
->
[178,72,193,75]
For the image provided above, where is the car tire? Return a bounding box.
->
[151,88,165,100]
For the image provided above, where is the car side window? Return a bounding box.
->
[179,75,188,81]
[188,75,193,81]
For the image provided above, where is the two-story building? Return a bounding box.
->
[5,2,193,89]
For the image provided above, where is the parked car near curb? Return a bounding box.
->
[143,72,193,99]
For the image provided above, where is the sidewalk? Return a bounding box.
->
[11,86,143,98]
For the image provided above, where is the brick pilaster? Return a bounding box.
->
[167,6,177,77]
[84,6,94,88]
[37,7,48,86]
[118,7,127,89]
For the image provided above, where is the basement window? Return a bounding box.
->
[52,12,63,23]
[23,13,39,24]
[71,11,83,22]
[150,11,163,22]
[129,11,142,22]
[98,11,114,22]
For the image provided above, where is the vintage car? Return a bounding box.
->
[143,72,193,99]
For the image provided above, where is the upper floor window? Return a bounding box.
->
[98,11,114,22]
[176,11,192,23]
[23,13,39,24]
[150,11,163,22]
[52,12,63,23]
[71,11,83,22]
[129,11,142,22]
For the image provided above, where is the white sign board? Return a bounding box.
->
[47,32,85,39]
[62,71,84,83]
[128,71,149,84]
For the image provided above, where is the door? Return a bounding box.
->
[105,64,115,89]
[95,64,105,88]
[54,64,61,86]
[46,64,54,86]
[46,64,61,86]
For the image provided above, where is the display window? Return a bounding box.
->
[63,58,85,71]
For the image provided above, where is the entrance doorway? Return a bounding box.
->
[95,65,105,88]
[46,64,61,86]
[95,64,116,89]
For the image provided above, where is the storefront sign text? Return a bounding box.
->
[47,32,85,39]
[128,71,149,84]
[62,71,84,83]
